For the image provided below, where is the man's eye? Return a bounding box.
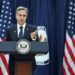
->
[23,15,25,17]
[19,15,22,16]
[23,15,27,17]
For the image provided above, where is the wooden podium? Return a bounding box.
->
[0,41,48,75]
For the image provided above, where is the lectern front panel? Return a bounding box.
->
[15,61,32,75]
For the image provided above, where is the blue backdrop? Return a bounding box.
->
[0,0,69,75]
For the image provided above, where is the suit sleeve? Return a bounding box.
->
[30,25,39,41]
[29,25,37,32]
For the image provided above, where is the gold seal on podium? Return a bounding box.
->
[16,39,31,54]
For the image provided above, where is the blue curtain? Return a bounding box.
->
[30,0,50,75]
[54,0,66,75]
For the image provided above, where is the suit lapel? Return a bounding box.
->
[23,24,32,40]
[24,24,29,37]
[13,25,18,40]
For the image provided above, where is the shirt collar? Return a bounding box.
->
[17,23,26,29]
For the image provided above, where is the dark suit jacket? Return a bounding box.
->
[6,23,37,41]
[6,23,37,75]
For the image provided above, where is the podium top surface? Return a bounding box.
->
[0,41,49,54]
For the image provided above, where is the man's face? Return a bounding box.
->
[16,10,27,25]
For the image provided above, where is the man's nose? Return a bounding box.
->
[20,15,24,18]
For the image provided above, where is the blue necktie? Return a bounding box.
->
[19,26,23,39]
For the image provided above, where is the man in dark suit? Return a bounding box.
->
[6,6,38,75]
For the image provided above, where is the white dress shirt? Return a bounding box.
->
[17,23,26,37]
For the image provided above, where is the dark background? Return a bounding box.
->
[0,0,70,75]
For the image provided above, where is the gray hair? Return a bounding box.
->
[16,6,28,15]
